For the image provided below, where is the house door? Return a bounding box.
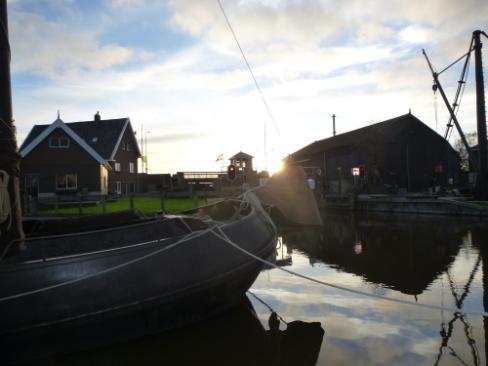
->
[25,175,39,197]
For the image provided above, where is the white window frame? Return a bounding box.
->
[129,162,135,173]
[115,162,121,172]
[56,174,77,190]
[49,137,70,148]
[116,181,122,194]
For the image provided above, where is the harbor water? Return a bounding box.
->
[43,212,488,365]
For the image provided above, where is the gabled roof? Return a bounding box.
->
[229,151,254,160]
[19,117,141,161]
[290,113,455,159]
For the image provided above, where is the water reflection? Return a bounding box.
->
[282,212,469,296]
[38,297,324,366]
[254,212,488,366]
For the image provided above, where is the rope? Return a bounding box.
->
[0,170,12,233]
[211,226,488,318]
[0,227,213,303]
[0,193,262,302]
[248,290,288,325]
[216,0,280,136]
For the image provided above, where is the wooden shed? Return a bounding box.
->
[287,113,460,194]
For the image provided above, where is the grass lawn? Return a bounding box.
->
[29,196,207,217]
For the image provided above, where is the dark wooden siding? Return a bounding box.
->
[290,115,460,194]
[108,126,139,194]
[21,129,102,195]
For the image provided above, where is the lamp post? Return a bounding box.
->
[145,131,150,174]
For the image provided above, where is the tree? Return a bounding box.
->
[454,132,477,172]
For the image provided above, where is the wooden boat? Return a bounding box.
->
[0,195,277,363]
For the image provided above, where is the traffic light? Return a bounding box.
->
[227,164,236,180]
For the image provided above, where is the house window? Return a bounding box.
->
[56,174,77,190]
[49,137,70,148]
[122,142,126,151]
[129,162,135,173]
[115,162,121,172]
[116,181,122,194]
[126,143,130,151]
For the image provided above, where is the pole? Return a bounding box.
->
[140,124,144,174]
[0,0,24,251]
[145,131,150,174]
[473,30,488,200]
[332,114,336,136]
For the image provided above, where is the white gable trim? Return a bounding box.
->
[20,118,107,164]
[110,118,130,160]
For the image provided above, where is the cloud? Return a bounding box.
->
[147,132,209,144]
[109,0,146,8]
[10,10,133,77]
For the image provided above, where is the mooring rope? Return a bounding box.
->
[211,226,488,318]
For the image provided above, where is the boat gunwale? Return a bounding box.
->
[0,218,277,335]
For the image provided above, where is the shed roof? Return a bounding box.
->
[229,151,254,160]
[289,113,455,159]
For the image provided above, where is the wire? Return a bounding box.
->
[216,0,280,136]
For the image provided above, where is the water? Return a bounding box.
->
[46,212,488,365]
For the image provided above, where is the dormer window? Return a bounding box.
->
[122,142,126,151]
[92,137,98,143]
[49,137,69,148]
[126,142,130,151]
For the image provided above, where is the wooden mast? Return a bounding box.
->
[473,30,488,200]
[0,0,24,251]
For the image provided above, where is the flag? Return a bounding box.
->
[215,153,224,162]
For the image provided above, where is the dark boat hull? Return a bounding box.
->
[0,204,277,363]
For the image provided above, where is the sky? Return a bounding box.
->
[7,0,488,174]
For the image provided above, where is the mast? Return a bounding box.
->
[0,0,24,251]
[473,30,488,200]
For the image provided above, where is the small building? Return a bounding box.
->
[287,113,460,194]
[229,151,254,174]
[19,113,141,199]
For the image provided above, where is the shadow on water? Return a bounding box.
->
[33,296,324,366]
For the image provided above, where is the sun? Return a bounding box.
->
[267,158,284,176]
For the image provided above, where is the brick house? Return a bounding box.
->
[19,113,141,199]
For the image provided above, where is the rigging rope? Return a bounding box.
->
[216,0,280,136]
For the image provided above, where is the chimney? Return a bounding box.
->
[94,111,101,122]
